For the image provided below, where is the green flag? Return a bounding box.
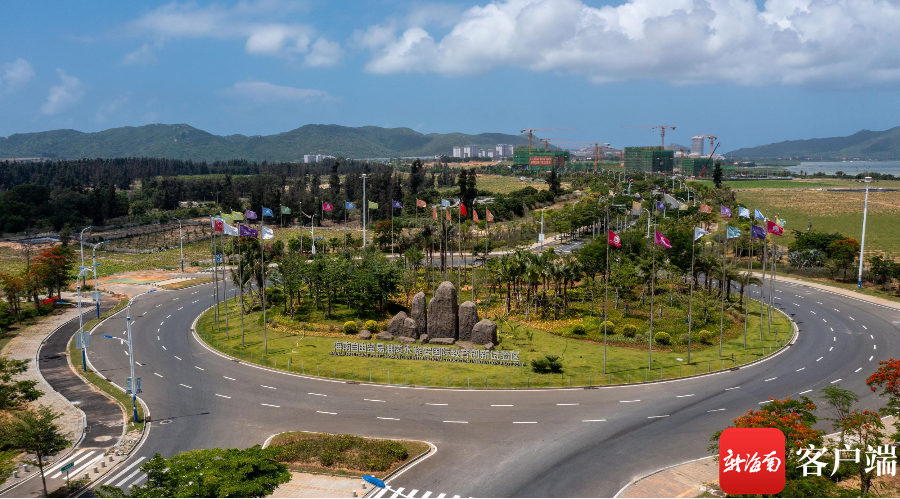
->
[231,211,244,221]
[368,201,378,209]
[280,205,291,214]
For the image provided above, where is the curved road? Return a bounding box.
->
[85,278,897,497]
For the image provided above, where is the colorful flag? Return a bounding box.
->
[231,211,244,221]
[694,227,710,241]
[486,209,494,222]
[700,204,712,214]
[245,210,257,220]
[754,208,765,220]
[473,210,479,223]
[775,215,786,227]
[608,230,622,248]
[262,207,274,217]
[262,226,275,240]
[445,208,451,221]
[459,203,467,216]
[222,213,234,224]
[281,205,291,214]
[654,230,672,249]
[656,201,665,211]
[416,199,427,208]
[213,218,224,232]
[239,224,258,238]
[632,201,642,212]
[738,206,750,219]
[720,205,732,217]
[751,224,767,239]
[767,220,783,236]
[322,202,334,212]
[726,225,741,239]
[432,207,438,221]
[392,200,402,209]
[679,202,687,211]
[368,201,378,209]
[441,199,450,207]
[223,222,238,236]
[345,201,356,210]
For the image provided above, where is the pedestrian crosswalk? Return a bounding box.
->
[102,456,146,488]
[371,486,462,498]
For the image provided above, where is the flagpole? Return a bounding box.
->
[648,233,656,371]
[770,235,777,340]
[391,203,394,259]
[211,216,220,331]
[261,209,267,355]
[603,209,609,374]
[760,228,767,341]
[744,228,751,349]
[239,234,245,347]
[223,233,229,339]
[457,208,461,292]
[719,226,727,357]
[687,231,696,365]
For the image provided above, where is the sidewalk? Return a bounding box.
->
[619,457,719,498]
[765,273,900,311]
[268,472,361,498]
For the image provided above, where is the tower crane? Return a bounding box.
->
[539,138,572,151]
[698,135,717,153]
[623,125,676,149]
[520,127,576,150]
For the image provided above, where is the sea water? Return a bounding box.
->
[791,161,900,176]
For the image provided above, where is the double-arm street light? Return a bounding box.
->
[858,176,872,289]
[174,218,184,272]
[79,225,93,287]
[91,240,108,318]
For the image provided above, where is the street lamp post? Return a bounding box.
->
[361,174,367,248]
[76,267,89,371]
[91,241,108,318]
[174,218,184,272]
[858,176,872,289]
[311,214,318,259]
[101,290,155,423]
[79,225,92,287]
[539,207,547,250]
[642,208,651,238]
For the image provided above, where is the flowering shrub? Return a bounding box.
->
[698,330,714,344]
[364,320,379,333]
[620,324,637,338]
[654,332,671,345]
[343,321,358,335]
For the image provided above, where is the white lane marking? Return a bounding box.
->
[160,321,164,326]
[443,420,468,423]
[161,346,167,351]
[817,357,824,361]
[127,473,147,488]
[829,347,834,352]
[48,450,95,476]
[849,316,855,321]
[215,393,231,398]
[647,415,669,419]
[491,404,513,407]
[557,403,580,406]
[870,356,874,361]
[261,385,277,389]
[799,389,813,394]
[141,312,146,316]
[178,307,183,310]
[316,411,337,415]
[157,336,160,341]
[855,368,863,373]
[874,345,877,350]
[817,301,822,305]
[157,328,160,333]
[863,325,868,330]
[408,490,419,498]
[871,335,875,339]
[725,387,740,391]
[124,350,129,356]
[179,383,192,389]
[582,419,606,422]
[224,376,235,380]
[155,304,161,308]
[153,372,163,377]
[619,399,641,403]
[830,327,834,332]
[513,421,537,424]
[420,492,432,499]
[308,393,327,397]
[261,403,280,408]
[810,311,816,314]
[759,401,772,404]
[707,409,726,412]
[364,398,384,402]
[834,336,836,341]
[174,355,182,360]
[796,367,807,372]
[135,361,143,366]
[676,394,695,398]
[832,379,842,384]
[104,457,146,485]
[823,319,827,323]
[166,314,171,319]
[834,308,840,312]
[426,403,448,406]
[390,488,405,498]
[115,468,144,487]
[764,377,777,382]
[377,417,399,420]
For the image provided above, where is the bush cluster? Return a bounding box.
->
[531,355,564,374]
[274,433,408,472]
[620,324,638,338]
[571,324,586,335]
[343,321,358,335]
[364,320,379,333]
[599,320,615,332]
[698,329,714,344]
[654,332,671,345]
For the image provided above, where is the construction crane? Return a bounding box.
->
[564,141,611,174]
[624,125,676,149]
[698,135,717,153]
[539,138,572,151]
[520,127,576,150]
[698,142,720,178]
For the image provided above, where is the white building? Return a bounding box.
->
[496,144,514,158]
[452,146,463,158]
[304,154,327,163]
[691,136,705,157]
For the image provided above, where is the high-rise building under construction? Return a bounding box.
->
[624,146,673,174]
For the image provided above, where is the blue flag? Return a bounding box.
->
[441,199,450,207]
[656,201,666,211]
[262,207,274,217]
[694,227,710,241]
[345,201,356,210]
[754,208,765,220]
[751,224,767,239]
[726,225,741,239]
[738,206,750,219]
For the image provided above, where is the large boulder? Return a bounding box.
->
[458,301,478,342]
[376,332,394,341]
[396,336,416,344]
[429,337,455,345]
[471,319,498,346]
[358,330,372,340]
[418,334,429,344]
[427,281,458,340]
[386,311,408,336]
[399,317,418,339]
[410,292,427,338]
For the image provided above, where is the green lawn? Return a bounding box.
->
[197,296,792,388]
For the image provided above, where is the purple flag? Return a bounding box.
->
[656,201,665,211]
[654,230,672,249]
[392,200,403,209]
[751,224,767,239]
[239,224,258,238]
[245,210,257,220]
[720,205,732,217]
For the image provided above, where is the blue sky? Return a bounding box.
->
[2,0,899,152]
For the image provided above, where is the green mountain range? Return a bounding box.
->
[0,124,531,162]
[727,126,900,160]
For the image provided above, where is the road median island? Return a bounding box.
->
[194,294,796,389]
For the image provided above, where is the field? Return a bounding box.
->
[458,174,548,195]
[196,296,792,388]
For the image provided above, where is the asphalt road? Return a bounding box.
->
[85,276,898,497]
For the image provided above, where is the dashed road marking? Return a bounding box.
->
[620,400,641,403]
[308,393,327,397]
[179,383,192,389]
[855,368,863,373]
[377,417,399,420]
[261,403,279,408]
[166,315,171,319]
[870,356,874,361]
[224,376,235,380]
[443,421,468,424]
[153,372,163,377]
[316,411,336,415]
[863,325,868,330]
[124,350,129,356]
[849,316,855,321]
[676,394,695,398]
[174,355,182,360]
[513,421,537,424]
[829,347,833,351]
[364,398,384,402]
[261,385,276,389]
[764,377,777,382]
[557,403,579,406]
[816,357,823,361]
[215,394,231,398]
[831,379,842,384]
[647,415,669,419]
[707,409,726,412]
[799,389,813,394]
[796,367,805,371]
[874,345,877,350]
[195,366,204,370]
[725,387,740,391]
[491,404,513,407]
[161,346,167,350]
[426,403,448,406]
[582,419,606,422]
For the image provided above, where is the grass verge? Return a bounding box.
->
[268,432,429,479]
[160,278,214,290]
[66,298,145,432]
[196,296,792,388]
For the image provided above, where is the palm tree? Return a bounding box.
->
[736,271,763,313]
[495,256,515,315]
[523,255,542,320]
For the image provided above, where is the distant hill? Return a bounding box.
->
[727,127,900,160]
[0,124,531,162]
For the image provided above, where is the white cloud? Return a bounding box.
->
[220,81,329,103]
[122,44,158,66]
[41,69,84,115]
[96,95,130,123]
[360,0,900,87]
[304,38,342,68]
[1,58,35,93]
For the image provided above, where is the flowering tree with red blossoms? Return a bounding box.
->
[866,357,900,439]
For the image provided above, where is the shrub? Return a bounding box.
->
[620,324,637,338]
[680,333,690,344]
[571,324,586,335]
[599,320,615,332]
[531,355,564,374]
[364,320,379,333]
[343,321,359,335]
[699,329,714,344]
[654,332,671,345]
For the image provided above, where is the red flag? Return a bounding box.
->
[654,230,672,249]
[445,208,451,221]
[473,210,479,223]
[322,202,334,212]
[607,230,621,248]
[460,203,467,216]
[700,204,712,214]
[416,199,427,208]
[432,207,438,221]
[767,220,784,236]
[214,219,224,233]
[486,209,494,222]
